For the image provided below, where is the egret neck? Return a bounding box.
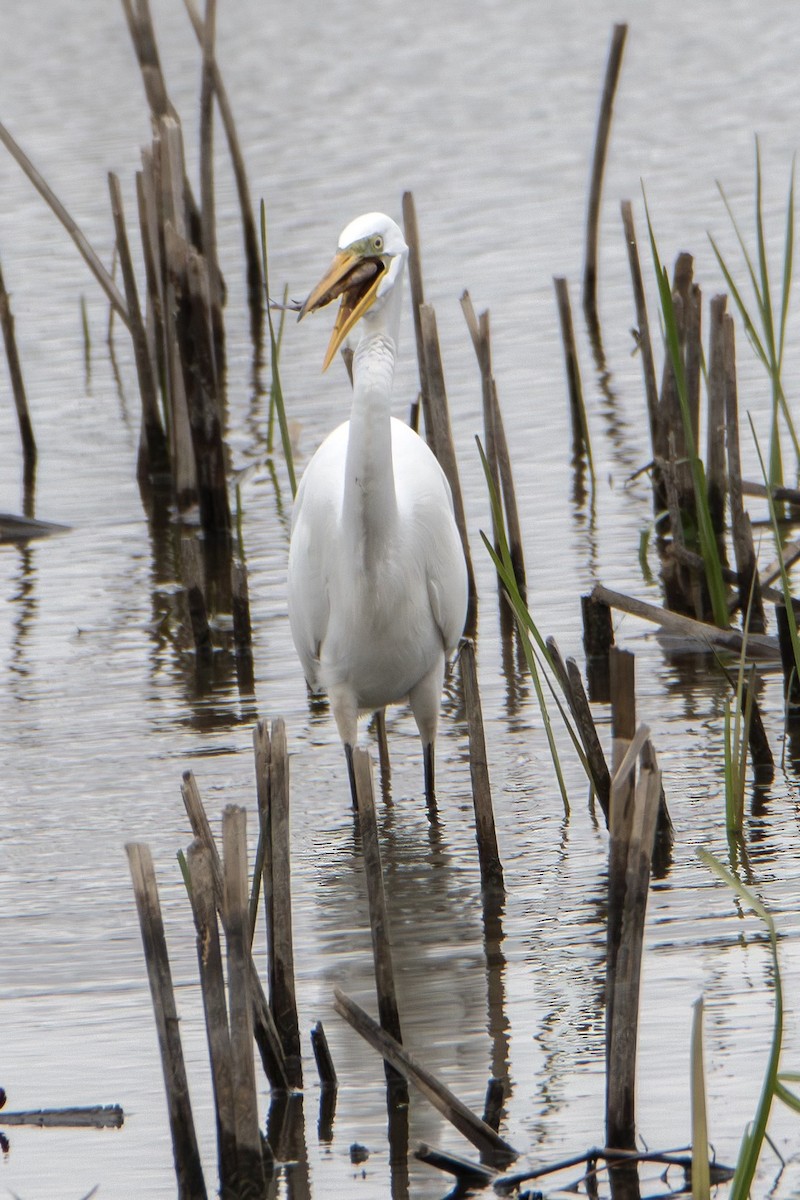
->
[343,330,399,570]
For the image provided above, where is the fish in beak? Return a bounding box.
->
[299,250,386,371]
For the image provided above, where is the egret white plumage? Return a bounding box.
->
[287,212,468,807]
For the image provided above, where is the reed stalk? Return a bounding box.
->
[644,198,729,627]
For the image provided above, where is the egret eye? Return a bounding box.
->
[373,234,384,253]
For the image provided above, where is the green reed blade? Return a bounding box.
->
[698,850,783,1200]
[690,997,711,1200]
[260,199,297,498]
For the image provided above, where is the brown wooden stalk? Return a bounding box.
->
[222,807,268,1192]
[261,719,303,1087]
[581,590,615,703]
[352,748,403,1068]
[723,313,765,633]
[0,257,36,483]
[458,639,504,891]
[108,172,169,484]
[605,731,661,1150]
[167,224,231,540]
[583,23,628,328]
[181,768,289,1089]
[198,0,224,375]
[186,839,239,1195]
[620,200,661,510]
[461,291,527,601]
[333,987,518,1168]
[553,277,589,459]
[157,117,198,509]
[593,582,778,659]
[401,191,430,434]
[126,842,208,1199]
[182,0,262,332]
[706,295,728,538]
[310,1021,337,1088]
[418,302,477,633]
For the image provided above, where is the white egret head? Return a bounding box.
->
[299,212,408,371]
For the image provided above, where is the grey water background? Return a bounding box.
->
[2,1,800,1195]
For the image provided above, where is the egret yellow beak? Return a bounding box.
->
[299,249,385,371]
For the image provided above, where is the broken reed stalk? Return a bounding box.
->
[706,295,728,537]
[108,171,169,483]
[222,806,268,1194]
[418,301,478,632]
[591,582,779,660]
[186,839,240,1195]
[181,768,289,1090]
[126,842,208,1200]
[553,277,590,461]
[723,312,766,632]
[461,290,527,600]
[352,749,404,1058]
[458,639,505,891]
[0,1104,124,1128]
[259,719,303,1087]
[166,222,231,539]
[605,727,660,1150]
[775,600,800,713]
[198,0,223,364]
[0,257,36,481]
[620,199,661,509]
[581,590,615,703]
[310,1021,337,1088]
[333,987,518,1168]
[583,22,628,325]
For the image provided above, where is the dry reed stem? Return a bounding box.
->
[620,200,660,507]
[605,735,661,1149]
[352,749,403,1058]
[418,302,477,630]
[108,171,168,482]
[186,840,239,1193]
[583,23,628,323]
[181,768,289,1089]
[222,807,268,1192]
[553,277,588,458]
[401,191,430,431]
[182,0,262,324]
[0,257,36,476]
[126,842,208,1199]
[706,294,728,536]
[458,639,504,891]
[0,121,128,326]
[333,987,518,1168]
[592,582,779,660]
[264,719,303,1087]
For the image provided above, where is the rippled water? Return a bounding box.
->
[2,1,800,1196]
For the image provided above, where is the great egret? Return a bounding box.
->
[287,212,468,807]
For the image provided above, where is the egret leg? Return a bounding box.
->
[344,742,358,810]
[423,741,436,810]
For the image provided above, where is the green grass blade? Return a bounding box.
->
[778,155,795,371]
[716,180,766,319]
[690,997,711,1200]
[698,850,783,1200]
[260,200,297,498]
[708,233,769,371]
